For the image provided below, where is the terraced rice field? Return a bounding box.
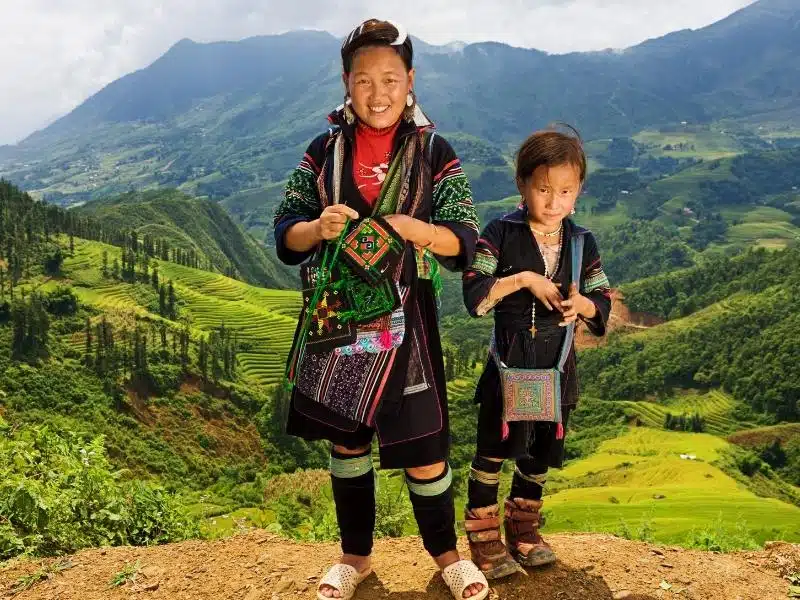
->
[545,428,800,545]
[615,390,750,436]
[62,238,302,386]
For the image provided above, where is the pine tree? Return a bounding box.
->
[180,324,190,371]
[159,284,166,317]
[210,331,222,383]
[167,280,176,319]
[199,336,209,382]
[84,317,93,368]
[160,322,168,357]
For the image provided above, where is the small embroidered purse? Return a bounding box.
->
[341,216,404,284]
[299,261,357,353]
[489,235,584,439]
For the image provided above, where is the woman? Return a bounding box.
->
[273,18,488,600]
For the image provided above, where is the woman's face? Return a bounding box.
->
[519,163,582,229]
[344,45,414,129]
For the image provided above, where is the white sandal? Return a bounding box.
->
[316,563,372,600]
[442,559,490,600]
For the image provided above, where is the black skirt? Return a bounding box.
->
[286,280,450,470]
[473,322,576,467]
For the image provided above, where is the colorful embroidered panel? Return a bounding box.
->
[334,303,405,356]
[341,217,402,283]
[498,368,563,423]
[344,272,401,324]
[300,273,357,353]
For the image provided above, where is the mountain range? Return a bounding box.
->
[0,0,798,221]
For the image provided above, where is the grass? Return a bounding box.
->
[543,427,800,546]
[12,559,75,594]
[108,560,142,588]
[60,237,302,387]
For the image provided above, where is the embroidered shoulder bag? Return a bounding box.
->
[490,234,584,439]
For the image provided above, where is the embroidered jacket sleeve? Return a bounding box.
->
[580,232,612,336]
[462,219,504,318]
[273,132,329,265]
[429,134,479,271]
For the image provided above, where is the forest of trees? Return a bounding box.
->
[0,179,237,303]
[595,220,694,285]
[580,250,800,421]
[621,245,800,319]
[0,179,242,393]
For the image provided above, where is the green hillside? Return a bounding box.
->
[2,177,798,560]
[59,238,301,387]
[76,189,296,289]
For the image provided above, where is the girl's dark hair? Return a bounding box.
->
[516,123,587,184]
[341,19,414,74]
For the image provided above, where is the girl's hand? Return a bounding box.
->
[559,283,597,326]
[518,272,564,312]
[316,205,360,240]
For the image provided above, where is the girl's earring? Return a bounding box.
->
[344,95,355,125]
[570,207,576,215]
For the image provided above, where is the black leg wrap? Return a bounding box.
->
[511,456,548,501]
[468,455,504,509]
[330,448,375,556]
[406,465,457,557]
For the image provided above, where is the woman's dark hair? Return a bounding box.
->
[341,19,414,74]
[515,123,587,184]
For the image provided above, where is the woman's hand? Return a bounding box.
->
[383,215,462,256]
[316,205,360,240]
[518,272,564,312]
[559,283,597,326]
[384,214,422,242]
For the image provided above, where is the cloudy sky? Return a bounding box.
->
[0,0,755,145]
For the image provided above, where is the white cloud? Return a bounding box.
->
[0,0,755,145]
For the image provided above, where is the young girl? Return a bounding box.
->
[273,19,489,600]
[462,127,612,578]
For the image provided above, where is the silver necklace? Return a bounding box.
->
[529,222,563,238]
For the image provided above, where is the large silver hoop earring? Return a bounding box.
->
[403,89,416,122]
[343,95,355,125]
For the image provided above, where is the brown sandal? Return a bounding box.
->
[464,506,523,580]
[504,498,556,567]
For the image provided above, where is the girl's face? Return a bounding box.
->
[519,163,582,229]
[344,45,414,129]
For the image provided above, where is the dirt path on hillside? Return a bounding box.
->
[575,290,662,349]
[1,533,797,600]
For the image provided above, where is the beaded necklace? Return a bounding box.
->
[530,226,563,337]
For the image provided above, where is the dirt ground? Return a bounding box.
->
[1,532,797,600]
